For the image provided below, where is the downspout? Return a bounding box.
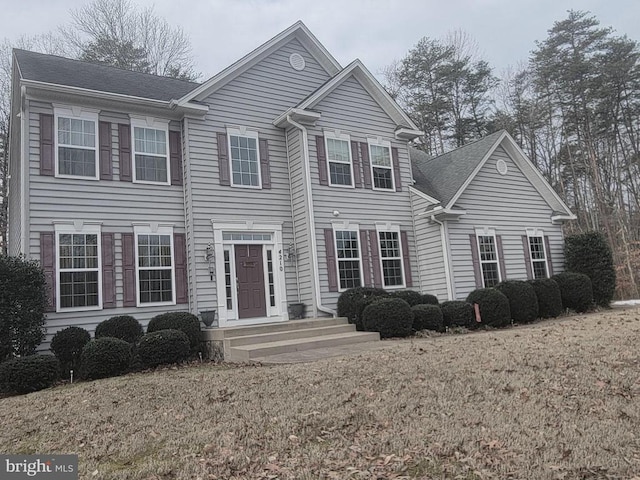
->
[286,115,336,317]
[430,215,454,300]
[284,128,301,302]
[181,117,198,314]
[19,85,28,257]
[408,189,423,290]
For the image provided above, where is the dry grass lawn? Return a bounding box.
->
[2,307,640,479]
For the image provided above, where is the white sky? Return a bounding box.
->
[3,0,640,81]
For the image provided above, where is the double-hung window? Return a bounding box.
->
[135,226,175,305]
[368,139,394,190]
[377,227,404,287]
[228,128,261,188]
[56,224,101,310]
[476,229,501,287]
[131,117,170,184]
[325,132,353,187]
[334,229,361,290]
[55,107,99,179]
[527,231,548,279]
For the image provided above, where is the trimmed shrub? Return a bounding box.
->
[337,287,388,325]
[388,290,423,307]
[412,304,444,332]
[81,337,132,380]
[147,312,201,354]
[362,298,413,338]
[565,231,616,307]
[0,355,60,394]
[552,272,594,313]
[466,288,511,328]
[353,294,389,331]
[495,280,539,323]
[440,301,475,329]
[528,278,563,319]
[419,294,439,305]
[137,329,190,369]
[95,316,143,344]
[50,327,91,377]
[0,256,47,361]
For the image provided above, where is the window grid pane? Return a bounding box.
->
[59,147,96,177]
[379,231,403,287]
[230,135,259,186]
[482,262,500,287]
[58,117,96,178]
[335,230,361,289]
[372,166,393,189]
[135,154,168,183]
[329,162,352,186]
[267,250,275,307]
[134,127,167,155]
[370,144,391,167]
[327,138,352,186]
[224,250,233,310]
[138,234,173,304]
[477,235,500,287]
[59,271,99,308]
[58,233,99,308]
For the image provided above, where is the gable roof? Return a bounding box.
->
[410,130,575,217]
[14,49,200,102]
[294,59,420,131]
[178,21,342,104]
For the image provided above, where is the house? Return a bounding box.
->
[7,22,574,353]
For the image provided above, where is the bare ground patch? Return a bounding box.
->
[1,307,640,479]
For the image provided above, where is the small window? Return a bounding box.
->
[378,229,404,287]
[528,235,548,279]
[131,118,169,184]
[335,230,361,289]
[477,233,501,287]
[135,227,175,305]
[228,129,261,188]
[56,224,101,310]
[368,139,394,190]
[325,133,353,187]
[55,108,99,179]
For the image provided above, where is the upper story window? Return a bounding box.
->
[377,226,404,288]
[228,128,261,188]
[527,230,548,279]
[55,106,99,180]
[368,138,394,190]
[325,131,353,187]
[131,117,170,185]
[476,229,501,287]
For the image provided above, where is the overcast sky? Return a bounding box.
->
[4,0,640,81]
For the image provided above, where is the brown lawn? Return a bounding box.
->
[1,307,640,479]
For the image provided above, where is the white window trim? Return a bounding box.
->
[226,127,262,189]
[368,137,395,191]
[474,227,502,288]
[325,130,355,188]
[526,228,548,279]
[375,223,405,289]
[332,223,362,292]
[54,222,102,312]
[133,224,176,307]
[130,116,171,186]
[54,106,100,181]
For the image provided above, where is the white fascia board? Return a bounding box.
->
[273,107,322,128]
[409,185,440,205]
[180,21,341,104]
[395,127,423,140]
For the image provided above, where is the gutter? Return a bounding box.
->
[285,114,336,318]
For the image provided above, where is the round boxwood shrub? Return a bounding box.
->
[337,287,388,325]
[137,329,190,369]
[440,301,475,329]
[418,293,439,305]
[466,288,511,328]
[552,272,594,313]
[147,312,201,354]
[565,231,616,307]
[388,290,423,307]
[495,280,539,324]
[528,278,563,319]
[81,337,132,380]
[362,298,413,338]
[95,315,143,344]
[353,294,389,331]
[0,355,60,394]
[50,326,91,376]
[412,304,444,332]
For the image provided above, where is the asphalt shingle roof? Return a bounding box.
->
[410,130,506,207]
[14,49,200,102]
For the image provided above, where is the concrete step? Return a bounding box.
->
[227,331,380,362]
[211,317,349,340]
[227,324,357,347]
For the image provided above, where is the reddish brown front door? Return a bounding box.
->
[235,245,267,319]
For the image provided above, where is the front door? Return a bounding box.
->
[235,244,267,319]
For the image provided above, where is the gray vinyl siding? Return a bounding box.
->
[308,74,419,308]
[26,100,187,348]
[186,39,331,315]
[7,64,23,256]
[411,192,449,301]
[447,145,565,299]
